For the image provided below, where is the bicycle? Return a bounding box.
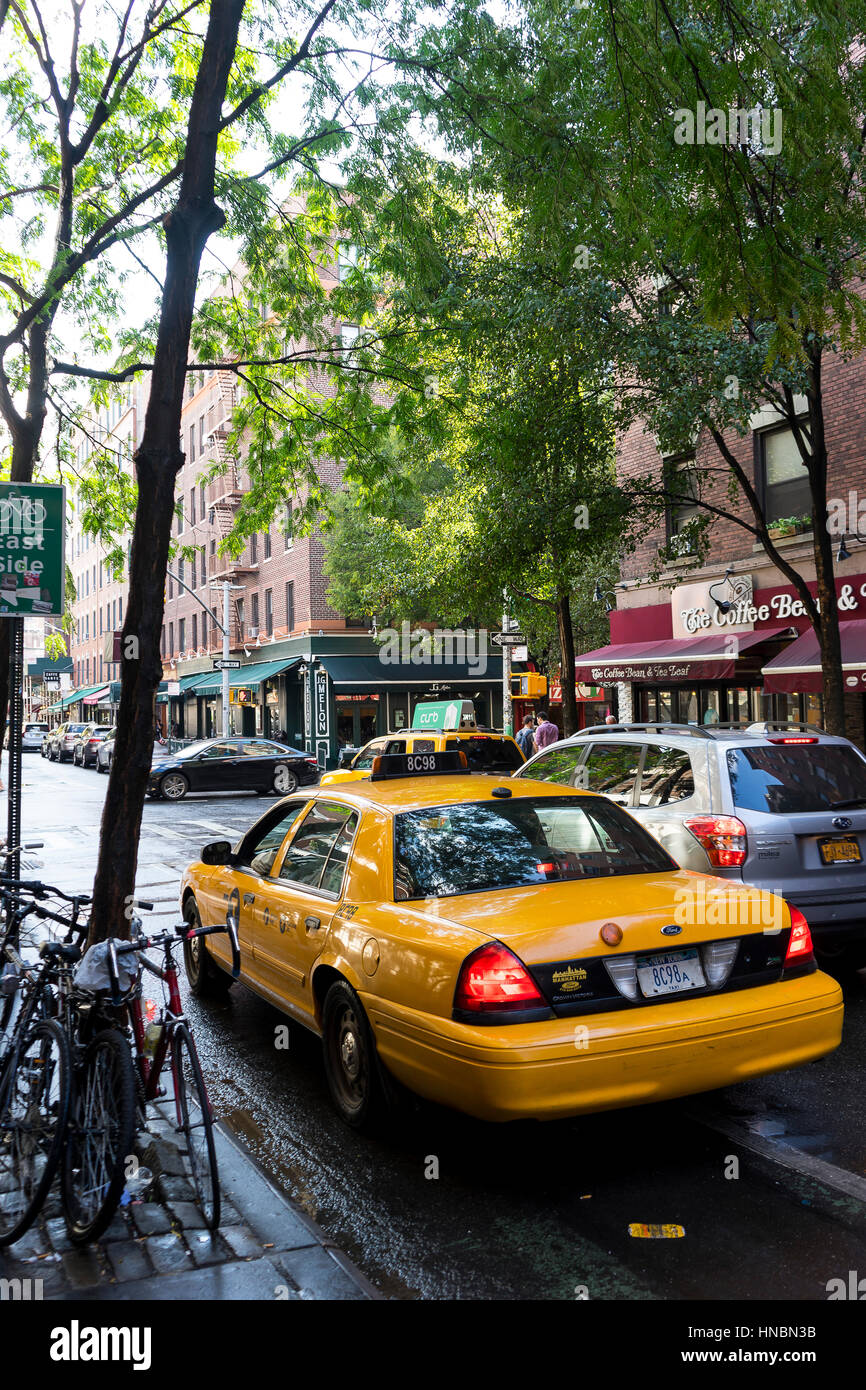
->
[103,911,240,1231]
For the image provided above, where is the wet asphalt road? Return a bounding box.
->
[10,751,866,1300]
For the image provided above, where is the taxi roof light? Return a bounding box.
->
[784,907,814,967]
[454,942,545,1015]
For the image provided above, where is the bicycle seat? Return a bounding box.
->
[39,940,82,963]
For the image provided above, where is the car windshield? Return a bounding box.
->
[393,795,676,899]
[727,744,866,813]
[444,736,524,771]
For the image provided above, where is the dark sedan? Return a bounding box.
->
[147,736,319,801]
[73,725,115,768]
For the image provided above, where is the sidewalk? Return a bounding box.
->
[0,1106,380,1301]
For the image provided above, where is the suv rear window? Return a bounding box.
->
[727,744,866,814]
[444,736,523,772]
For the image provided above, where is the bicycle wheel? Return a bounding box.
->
[61,1028,136,1246]
[0,1018,70,1246]
[171,1024,220,1229]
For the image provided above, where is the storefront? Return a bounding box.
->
[574,568,866,739]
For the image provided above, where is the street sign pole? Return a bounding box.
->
[6,617,23,894]
[502,603,513,736]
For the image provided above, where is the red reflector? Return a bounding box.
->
[784,906,814,966]
[684,815,747,868]
[768,736,818,744]
[454,942,544,1014]
[536,862,556,874]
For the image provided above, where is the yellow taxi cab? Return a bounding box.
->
[321,699,524,786]
[180,751,843,1130]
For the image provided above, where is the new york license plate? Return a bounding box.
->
[818,836,861,865]
[636,949,706,999]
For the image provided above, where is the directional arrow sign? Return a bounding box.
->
[492,632,527,647]
[213,658,241,670]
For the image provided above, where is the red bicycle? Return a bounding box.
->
[106,915,239,1230]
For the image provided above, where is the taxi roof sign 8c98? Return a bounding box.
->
[411,699,475,731]
[0,483,65,619]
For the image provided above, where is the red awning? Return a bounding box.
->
[762,621,866,694]
[574,628,792,684]
[82,685,110,706]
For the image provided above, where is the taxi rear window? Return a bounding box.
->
[393,796,675,899]
[444,736,523,771]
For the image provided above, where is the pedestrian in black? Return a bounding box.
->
[515,714,536,759]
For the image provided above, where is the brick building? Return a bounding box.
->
[574,351,866,747]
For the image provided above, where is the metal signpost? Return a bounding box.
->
[0,483,65,887]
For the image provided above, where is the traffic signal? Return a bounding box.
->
[511,673,547,698]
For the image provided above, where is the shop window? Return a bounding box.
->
[580,743,642,806]
[637,745,695,806]
[759,424,811,525]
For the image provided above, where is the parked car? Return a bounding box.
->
[41,728,53,756]
[95,735,114,773]
[147,737,320,801]
[73,725,115,768]
[47,721,93,762]
[3,720,50,752]
[516,720,866,970]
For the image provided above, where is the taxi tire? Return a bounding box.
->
[183,899,231,998]
[322,981,389,1132]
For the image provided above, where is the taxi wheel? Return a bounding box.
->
[322,981,388,1132]
[160,772,189,801]
[183,899,231,998]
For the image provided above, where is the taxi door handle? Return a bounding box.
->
[243,892,255,906]
[304,915,321,933]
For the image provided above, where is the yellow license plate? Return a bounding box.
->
[818,836,862,865]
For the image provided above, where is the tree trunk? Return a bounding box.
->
[556,593,578,736]
[807,355,846,736]
[89,0,246,943]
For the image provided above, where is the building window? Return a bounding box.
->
[118,595,122,623]
[199,416,205,452]
[340,323,360,353]
[251,593,259,633]
[168,574,173,599]
[191,551,197,589]
[190,488,196,527]
[200,482,206,517]
[265,588,273,635]
[179,618,185,653]
[284,502,293,549]
[758,424,811,526]
[191,613,197,651]
[169,622,174,654]
[338,243,360,281]
[161,626,166,656]
[201,611,207,649]
[665,454,701,553]
[178,557,184,587]
[285,581,294,633]
[250,533,257,565]
[236,598,245,641]
[264,530,271,559]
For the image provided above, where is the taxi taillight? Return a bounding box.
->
[454,942,545,1016]
[784,906,814,967]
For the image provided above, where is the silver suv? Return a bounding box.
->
[516,721,866,969]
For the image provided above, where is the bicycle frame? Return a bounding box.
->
[127,940,205,1128]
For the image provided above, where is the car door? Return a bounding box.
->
[260,799,361,1019]
[191,741,241,792]
[630,742,704,865]
[579,742,643,807]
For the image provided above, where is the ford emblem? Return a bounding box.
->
[661,924,682,936]
[833,816,853,830]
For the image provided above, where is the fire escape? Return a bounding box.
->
[203,370,257,651]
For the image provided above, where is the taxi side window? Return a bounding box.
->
[353,740,385,770]
[385,739,406,754]
[279,802,359,893]
[411,739,435,754]
[637,744,694,806]
[581,743,642,806]
[238,802,309,876]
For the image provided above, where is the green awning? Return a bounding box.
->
[49,682,105,712]
[156,673,202,703]
[186,657,300,698]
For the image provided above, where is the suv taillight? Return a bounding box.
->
[784,906,814,967]
[684,815,747,868]
[454,942,545,1017]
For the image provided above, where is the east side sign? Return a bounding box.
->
[0,482,65,619]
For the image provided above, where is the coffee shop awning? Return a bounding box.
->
[187,657,301,698]
[762,620,866,694]
[574,628,792,684]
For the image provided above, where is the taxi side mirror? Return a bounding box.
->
[201,840,234,866]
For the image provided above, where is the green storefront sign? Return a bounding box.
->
[0,482,65,618]
[411,698,474,731]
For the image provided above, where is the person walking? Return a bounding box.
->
[515,714,536,759]
[533,710,559,751]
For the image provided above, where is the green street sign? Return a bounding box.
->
[0,482,65,619]
[411,698,474,731]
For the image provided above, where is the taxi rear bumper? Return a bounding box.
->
[364,970,844,1122]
